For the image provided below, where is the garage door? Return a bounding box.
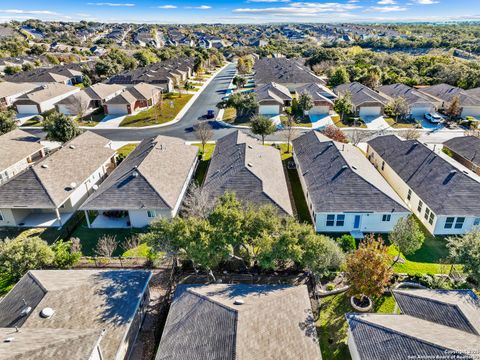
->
[309,106,331,115]
[462,106,480,117]
[259,105,280,116]
[16,104,39,114]
[107,104,129,115]
[359,106,381,118]
[411,105,433,117]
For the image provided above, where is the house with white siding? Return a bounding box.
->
[367,135,480,235]
[14,83,80,115]
[0,132,116,227]
[0,82,37,108]
[418,84,480,118]
[80,135,198,228]
[292,131,410,235]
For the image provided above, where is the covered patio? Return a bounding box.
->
[18,211,74,228]
[87,211,131,229]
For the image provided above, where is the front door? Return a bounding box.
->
[353,215,361,230]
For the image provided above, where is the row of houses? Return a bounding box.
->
[335,81,480,119]
[1,128,479,235]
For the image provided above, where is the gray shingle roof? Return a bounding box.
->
[156,284,321,360]
[0,270,151,360]
[368,135,480,216]
[81,135,198,211]
[254,58,324,86]
[203,131,293,216]
[0,129,43,173]
[83,83,125,101]
[295,83,337,103]
[254,82,292,103]
[292,131,408,213]
[443,136,480,166]
[393,289,480,335]
[0,131,115,208]
[5,65,82,83]
[378,83,436,106]
[419,84,480,106]
[334,82,389,107]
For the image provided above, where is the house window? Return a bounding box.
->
[326,214,335,227]
[417,200,423,213]
[474,218,480,226]
[424,208,430,221]
[429,212,435,225]
[0,211,3,221]
[381,161,385,171]
[336,214,345,227]
[147,210,157,218]
[445,217,455,229]
[407,189,412,201]
[382,214,391,222]
[455,217,465,229]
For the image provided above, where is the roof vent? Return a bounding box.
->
[463,170,469,175]
[41,164,48,169]
[20,306,32,316]
[233,298,244,305]
[70,182,77,189]
[132,171,139,177]
[40,307,55,318]
[247,163,253,167]
[69,145,76,149]
[450,170,457,175]
[352,166,357,170]
[342,165,348,169]
[3,338,14,343]
[248,145,253,149]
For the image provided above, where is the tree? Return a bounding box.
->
[336,234,356,252]
[82,74,92,88]
[184,81,194,91]
[445,95,462,121]
[221,93,257,119]
[0,237,55,280]
[401,128,421,140]
[133,49,159,67]
[4,65,21,75]
[362,66,382,90]
[181,182,214,218]
[51,240,81,268]
[329,66,350,87]
[43,111,82,142]
[251,115,276,145]
[0,110,17,135]
[298,91,314,117]
[389,216,425,266]
[447,227,480,284]
[301,232,345,276]
[334,92,353,122]
[321,125,348,143]
[95,235,118,257]
[193,121,213,153]
[233,75,246,89]
[385,96,410,123]
[67,94,91,120]
[237,56,253,75]
[345,234,393,301]
[282,115,299,153]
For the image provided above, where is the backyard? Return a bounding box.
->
[192,143,215,185]
[120,93,193,127]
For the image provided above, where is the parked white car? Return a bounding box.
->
[425,112,443,123]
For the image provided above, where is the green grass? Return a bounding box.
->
[0,227,63,244]
[22,118,43,127]
[69,220,146,256]
[333,115,367,129]
[384,117,419,129]
[120,93,193,127]
[0,273,15,296]
[318,293,398,360]
[76,112,105,127]
[116,143,138,158]
[122,243,151,257]
[192,143,215,185]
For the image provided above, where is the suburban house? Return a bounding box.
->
[293,131,409,235]
[5,65,84,85]
[0,269,152,360]
[104,83,161,115]
[0,82,37,108]
[254,82,292,116]
[367,135,480,235]
[85,83,126,107]
[14,83,80,115]
[156,284,322,360]
[334,82,389,118]
[347,289,480,360]
[296,83,337,116]
[203,131,293,216]
[80,136,198,228]
[0,129,45,185]
[418,83,480,118]
[0,131,116,227]
[378,83,437,118]
[253,57,325,91]
[443,136,480,176]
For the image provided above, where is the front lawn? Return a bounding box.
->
[120,93,193,127]
[222,107,252,126]
[318,293,398,360]
[333,115,367,128]
[76,112,105,127]
[384,117,420,129]
[21,118,43,127]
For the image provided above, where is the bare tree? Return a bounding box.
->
[181,182,214,218]
[194,121,213,153]
[95,235,118,257]
[400,128,421,140]
[282,115,298,153]
[70,237,82,254]
[67,93,91,120]
[121,235,141,252]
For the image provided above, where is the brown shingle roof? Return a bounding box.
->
[0,129,44,172]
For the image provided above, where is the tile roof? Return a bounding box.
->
[0,270,151,360]
[0,129,43,172]
[419,84,480,106]
[378,83,437,106]
[334,82,389,106]
[203,131,293,216]
[81,135,198,211]
[254,58,324,86]
[0,131,115,208]
[16,83,78,104]
[293,131,408,213]
[368,135,480,216]
[443,136,480,166]
[156,284,321,360]
[254,82,292,103]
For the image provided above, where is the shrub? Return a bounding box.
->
[337,234,356,252]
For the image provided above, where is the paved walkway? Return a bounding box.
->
[363,116,390,130]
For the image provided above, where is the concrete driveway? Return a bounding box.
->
[411,115,444,130]
[95,114,126,129]
[363,116,389,130]
[309,114,334,129]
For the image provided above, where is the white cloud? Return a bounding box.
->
[0,9,60,15]
[185,5,211,9]
[234,2,361,16]
[157,5,177,9]
[413,0,439,4]
[247,0,290,2]
[367,5,407,12]
[377,0,396,4]
[87,2,135,6]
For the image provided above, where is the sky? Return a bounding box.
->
[0,0,479,24]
